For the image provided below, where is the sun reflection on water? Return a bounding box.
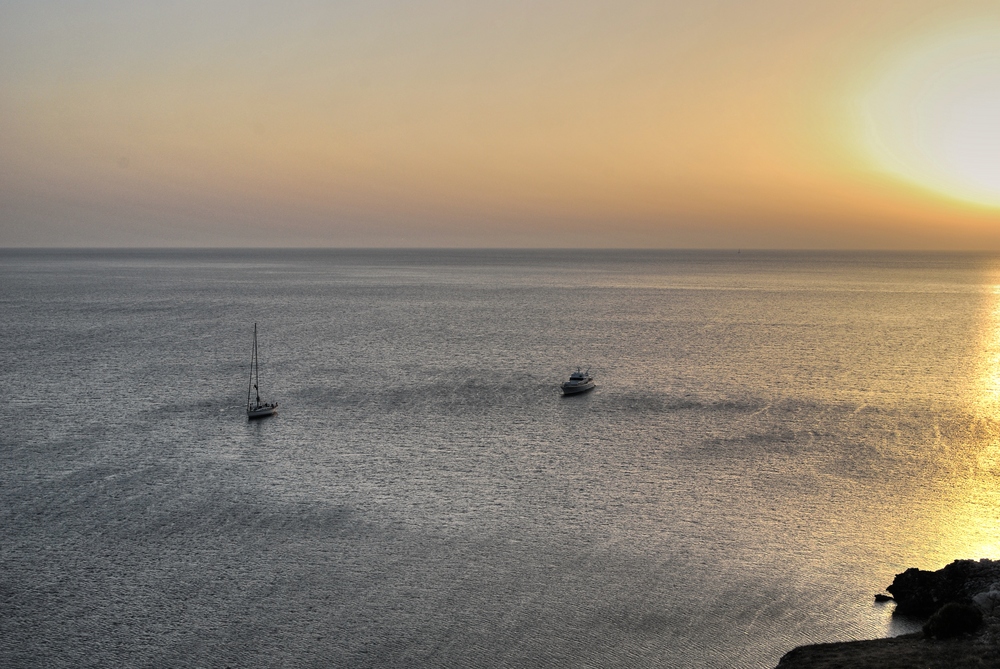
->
[885,279,1000,577]
[971,285,1000,483]
[935,281,1000,564]
[978,285,1000,409]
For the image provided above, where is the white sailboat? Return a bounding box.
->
[247,323,277,419]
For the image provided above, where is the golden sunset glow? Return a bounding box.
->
[2,2,1000,247]
[861,24,1000,209]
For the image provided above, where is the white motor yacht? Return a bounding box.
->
[561,368,595,395]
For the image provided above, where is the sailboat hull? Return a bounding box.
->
[247,404,277,419]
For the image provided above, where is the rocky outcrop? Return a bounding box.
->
[776,559,1000,668]
[887,559,1000,617]
[774,634,997,669]
[922,602,983,639]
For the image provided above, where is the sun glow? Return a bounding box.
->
[861,26,1000,208]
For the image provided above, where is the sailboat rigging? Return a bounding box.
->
[247,323,277,419]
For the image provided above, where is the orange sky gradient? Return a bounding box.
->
[3,0,1000,248]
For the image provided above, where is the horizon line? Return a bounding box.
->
[3,246,1000,254]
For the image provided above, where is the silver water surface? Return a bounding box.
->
[3,249,1000,668]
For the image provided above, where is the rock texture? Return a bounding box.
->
[888,559,1000,617]
[776,559,1000,668]
[775,634,999,668]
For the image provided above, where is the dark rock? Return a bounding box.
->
[874,593,893,602]
[923,602,983,639]
[775,559,1000,668]
[775,634,994,669]
[886,559,1000,617]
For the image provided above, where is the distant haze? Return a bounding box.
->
[3,1,1000,248]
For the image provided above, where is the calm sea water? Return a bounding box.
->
[3,249,1000,668]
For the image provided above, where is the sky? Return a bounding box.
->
[3,0,1000,248]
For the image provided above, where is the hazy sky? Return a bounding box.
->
[3,0,1000,248]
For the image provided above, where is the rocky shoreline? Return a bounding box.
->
[776,559,1000,668]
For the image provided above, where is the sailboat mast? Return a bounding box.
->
[254,323,261,403]
[247,323,257,410]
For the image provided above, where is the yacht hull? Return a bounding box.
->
[561,381,595,395]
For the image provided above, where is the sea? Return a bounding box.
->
[3,249,1000,668]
